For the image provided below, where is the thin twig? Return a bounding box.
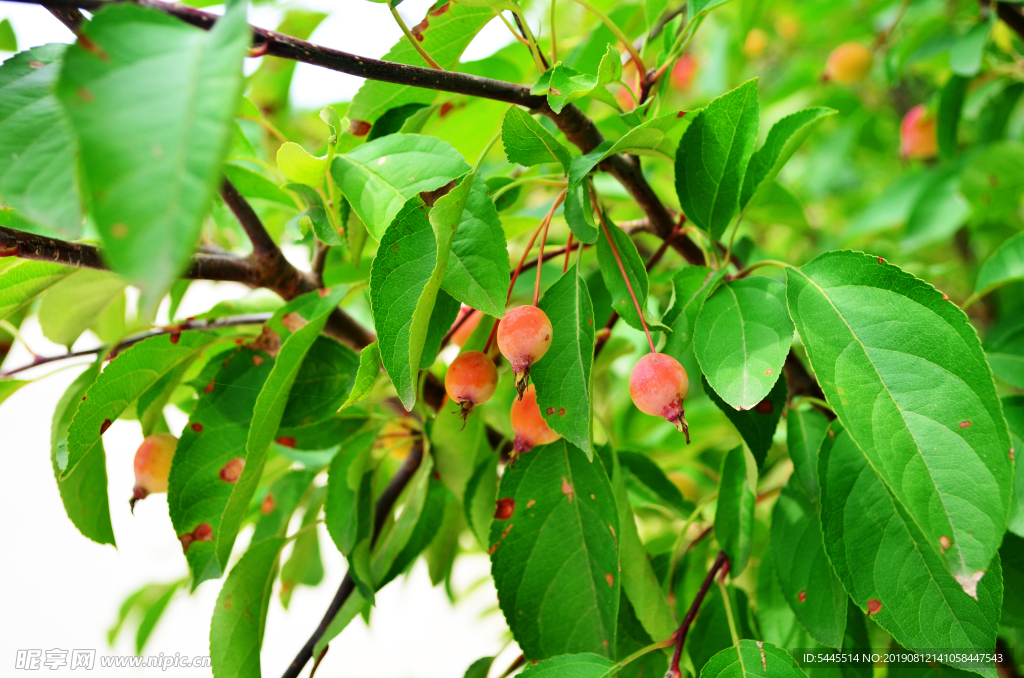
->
[389,3,443,70]
[667,551,728,678]
[0,315,271,378]
[282,440,425,678]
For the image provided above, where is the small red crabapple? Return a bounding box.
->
[900,105,938,160]
[130,433,178,512]
[629,353,691,444]
[510,384,561,457]
[449,309,482,348]
[445,350,498,422]
[497,305,553,398]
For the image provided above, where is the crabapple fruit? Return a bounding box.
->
[629,353,691,444]
[743,29,768,57]
[445,350,498,421]
[130,433,178,512]
[670,55,698,91]
[900,104,937,160]
[510,384,561,456]
[823,42,872,84]
[497,305,553,398]
[450,308,482,347]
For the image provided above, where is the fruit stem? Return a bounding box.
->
[533,207,554,306]
[593,196,656,354]
[562,232,574,274]
[388,3,443,70]
[717,561,740,646]
[668,551,728,678]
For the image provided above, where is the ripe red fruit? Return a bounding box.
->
[130,433,178,512]
[449,308,482,347]
[629,353,691,443]
[497,305,553,398]
[445,350,498,422]
[510,384,561,456]
[670,55,698,91]
[900,104,938,160]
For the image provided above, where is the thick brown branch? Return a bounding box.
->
[15,0,706,265]
[220,179,278,258]
[45,5,86,32]
[997,3,1024,41]
[282,440,424,678]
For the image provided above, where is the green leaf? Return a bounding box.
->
[564,181,599,244]
[715,445,756,575]
[464,453,498,549]
[703,374,786,469]
[277,142,328,187]
[38,270,128,348]
[332,134,469,241]
[758,545,816,649]
[135,582,180,654]
[519,653,615,677]
[210,537,284,678]
[819,426,1002,676]
[377,470,449,588]
[50,360,114,545]
[616,590,669,678]
[169,346,275,585]
[441,177,510,318]
[960,142,1024,220]
[937,75,969,160]
[0,44,82,235]
[786,406,830,501]
[501,106,571,173]
[1001,532,1024,626]
[63,331,224,478]
[688,585,755,672]
[431,403,488,502]
[596,213,649,332]
[57,3,249,310]
[902,169,970,252]
[740,107,836,210]
[280,488,326,608]
[223,163,295,207]
[699,641,809,678]
[0,378,28,408]
[950,16,993,77]
[532,260,596,456]
[251,469,317,545]
[604,448,677,642]
[0,18,15,52]
[786,250,1013,588]
[325,431,374,557]
[280,336,359,428]
[218,287,347,572]
[663,266,726,360]
[339,342,381,410]
[1004,395,1024,537]
[689,0,735,20]
[546,50,620,115]
[369,198,449,408]
[619,451,693,517]
[346,3,493,129]
[771,476,848,648]
[694,276,793,411]
[463,656,496,678]
[491,440,619,659]
[985,319,1024,390]
[0,260,72,323]
[675,79,760,240]
[975,230,1024,297]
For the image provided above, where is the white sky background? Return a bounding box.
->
[0,1,520,676]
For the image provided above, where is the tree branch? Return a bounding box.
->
[996,2,1024,41]
[282,439,425,678]
[220,179,279,258]
[45,5,86,32]
[0,314,271,378]
[15,0,707,265]
[667,551,728,678]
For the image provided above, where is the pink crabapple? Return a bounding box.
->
[497,305,553,399]
[629,353,691,444]
[510,384,561,457]
[130,433,178,512]
[445,349,499,423]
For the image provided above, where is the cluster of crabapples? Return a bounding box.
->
[444,304,692,454]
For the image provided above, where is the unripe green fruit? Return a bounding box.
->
[497,305,553,398]
[131,433,178,511]
[629,353,690,443]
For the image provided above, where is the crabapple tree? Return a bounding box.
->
[0,0,1023,677]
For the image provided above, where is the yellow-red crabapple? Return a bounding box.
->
[629,353,691,444]
[497,305,553,398]
[130,433,178,512]
[510,384,561,457]
[445,350,498,423]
